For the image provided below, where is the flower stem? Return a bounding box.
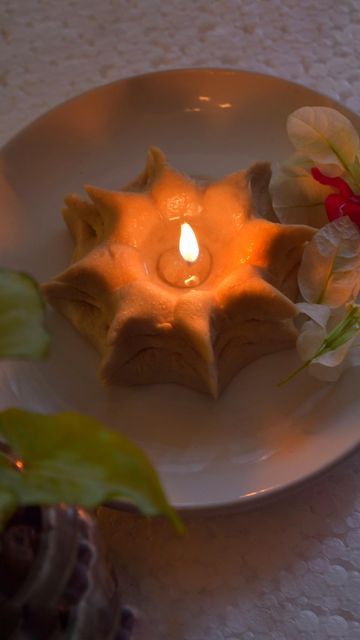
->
[277,359,312,387]
[278,304,360,387]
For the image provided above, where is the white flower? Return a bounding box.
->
[296,303,360,381]
[297,218,360,308]
[270,106,360,226]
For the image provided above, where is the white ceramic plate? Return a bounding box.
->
[1,69,359,512]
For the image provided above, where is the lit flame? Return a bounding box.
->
[179,223,199,263]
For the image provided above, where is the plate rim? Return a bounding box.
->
[1,67,359,514]
[2,66,359,153]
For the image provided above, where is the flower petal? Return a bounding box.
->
[311,168,354,197]
[297,320,326,361]
[308,360,346,382]
[270,169,331,227]
[308,338,356,382]
[296,302,331,327]
[298,217,360,307]
[313,338,354,366]
[287,106,360,167]
[348,340,360,367]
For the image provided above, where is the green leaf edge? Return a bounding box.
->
[0,409,183,534]
[0,268,50,360]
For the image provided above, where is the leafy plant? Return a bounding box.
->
[0,269,182,531]
[0,409,182,531]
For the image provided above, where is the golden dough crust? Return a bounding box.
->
[43,148,315,397]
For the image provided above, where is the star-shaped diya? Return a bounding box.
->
[43,149,315,397]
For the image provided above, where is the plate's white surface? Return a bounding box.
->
[1,69,359,511]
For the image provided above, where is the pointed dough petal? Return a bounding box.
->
[174,290,218,397]
[174,290,215,364]
[62,194,103,260]
[233,218,315,289]
[122,147,167,192]
[215,264,297,321]
[45,148,315,397]
[45,244,148,301]
[246,162,277,221]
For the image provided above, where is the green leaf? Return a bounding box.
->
[0,409,183,532]
[287,107,360,176]
[0,460,17,530]
[0,269,49,359]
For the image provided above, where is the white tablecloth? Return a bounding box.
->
[1,1,360,638]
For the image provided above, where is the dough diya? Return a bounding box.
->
[43,148,314,397]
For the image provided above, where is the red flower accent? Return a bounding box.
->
[311,167,360,228]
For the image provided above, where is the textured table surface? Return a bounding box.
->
[1,1,360,639]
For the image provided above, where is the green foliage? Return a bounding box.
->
[0,409,183,532]
[0,269,49,359]
[0,269,182,531]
